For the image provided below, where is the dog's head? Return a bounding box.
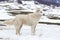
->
[35,7,45,16]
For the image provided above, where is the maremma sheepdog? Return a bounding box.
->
[0,7,43,35]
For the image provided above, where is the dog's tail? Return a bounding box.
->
[0,19,15,25]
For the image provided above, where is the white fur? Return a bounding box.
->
[1,8,43,35]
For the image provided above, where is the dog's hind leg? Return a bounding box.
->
[15,24,22,35]
[14,20,22,35]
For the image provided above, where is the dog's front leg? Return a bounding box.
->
[19,23,22,35]
[31,24,36,35]
[15,25,20,35]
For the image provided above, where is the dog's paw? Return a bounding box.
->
[39,34,43,37]
[16,33,21,35]
[31,33,35,35]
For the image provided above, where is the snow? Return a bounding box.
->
[0,24,60,40]
[0,2,60,40]
[39,16,60,23]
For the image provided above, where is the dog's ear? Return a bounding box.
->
[35,7,40,12]
[35,7,42,13]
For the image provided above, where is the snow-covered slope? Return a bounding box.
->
[0,2,60,40]
[0,24,60,40]
[0,9,15,20]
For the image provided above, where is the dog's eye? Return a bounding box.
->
[40,11,42,13]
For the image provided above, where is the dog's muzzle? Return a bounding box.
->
[41,13,45,16]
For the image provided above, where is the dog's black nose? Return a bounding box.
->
[41,11,42,13]
[43,14,45,16]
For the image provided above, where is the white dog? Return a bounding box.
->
[0,8,43,35]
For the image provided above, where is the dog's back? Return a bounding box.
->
[0,7,42,26]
